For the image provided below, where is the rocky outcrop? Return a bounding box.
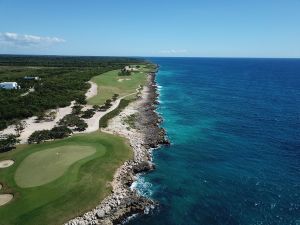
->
[136,73,170,149]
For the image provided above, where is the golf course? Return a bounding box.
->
[87,65,151,105]
[0,60,156,225]
[0,132,133,225]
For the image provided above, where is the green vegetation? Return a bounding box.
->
[0,56,156,225]
[123,114,137,129]
[87,64,154,105]
[0,55,145,130]
[81,109,96,119]
[28,126,73,144]
[0,134,19,153]
[0,131,133,225]
[58,114,88,132]
[99,98,133,128]
[15,145,97,188]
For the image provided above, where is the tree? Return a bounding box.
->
[104,99,112,108]
[50,126,73,139]
[92,105,100,110]
[81,109,96,119]
[72,103,83,115]
[14,120,27,137]
[74,120,88,131]
[75,95,87,105]
[0,134,20,152]
[112,94,119,101]
[58,114,88,132]
[28,130,51,144]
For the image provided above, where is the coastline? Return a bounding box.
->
[66,70,169,225]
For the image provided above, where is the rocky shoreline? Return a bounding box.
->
[65,71,169,225]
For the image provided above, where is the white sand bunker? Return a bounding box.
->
[0,183,14,206]
[118,78,131,82]
[0,160,14,168]
[0,194,13,206]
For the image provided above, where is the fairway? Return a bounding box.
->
[0,132,133,225]
[15,145,98,188]
[87,65,152,105]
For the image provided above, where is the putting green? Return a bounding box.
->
[15,145,98,188]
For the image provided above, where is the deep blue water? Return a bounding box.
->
[130,58,300,225]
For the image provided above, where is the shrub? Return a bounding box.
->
[75,95,87,105]
[28,130,51,144]
[112,94,119,101]
[92,105,100,110]
[104,99,112,108]
[50,126,73,139]
[0,134,19,152]
[118,70,131,76]
[59,114,88,131]
[72,104,83,115]
[74,120,88,131]
[81,109,96,119]
[99,99,132,128]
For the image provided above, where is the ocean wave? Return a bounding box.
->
[156,85,163,90]
[131,176,153,198]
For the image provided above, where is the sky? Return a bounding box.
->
[0,0,299,58]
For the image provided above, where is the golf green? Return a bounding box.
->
[15,145,98,188]
[0,132,133,225]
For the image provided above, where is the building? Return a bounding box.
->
[122,66,138,72]
[0,82,20,90]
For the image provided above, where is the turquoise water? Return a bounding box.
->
[130,58,300,225]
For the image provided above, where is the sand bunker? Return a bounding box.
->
[0,194,13,207]
[85,81,98,99]
[0,160,14,168]
[0,175,14,207]
[118,78,131,82]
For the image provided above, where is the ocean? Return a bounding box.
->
[130,58,300,225]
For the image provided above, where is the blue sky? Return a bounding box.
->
[0,0,299,57]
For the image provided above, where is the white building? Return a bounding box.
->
[0,82,20,90]
[123,66,138,72]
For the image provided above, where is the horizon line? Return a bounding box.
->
[0,53,299,60]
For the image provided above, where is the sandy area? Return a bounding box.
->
[0,194,13,207]
[85,81,98,99]
[0,178,12,207]
[103,94,147,162]
[118,78,131,82]
[0,80,138,144]
[80,92,137,134]
[0,102,74,144]
[0,160,14,168]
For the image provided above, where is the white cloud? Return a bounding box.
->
[0,32,65,47]
[158,49,188,54]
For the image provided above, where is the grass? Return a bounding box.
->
[123,114,137,130]
[99,98,134,128]
[15,145,97,188]
[0,131,133,225]
[87,64,153,105]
